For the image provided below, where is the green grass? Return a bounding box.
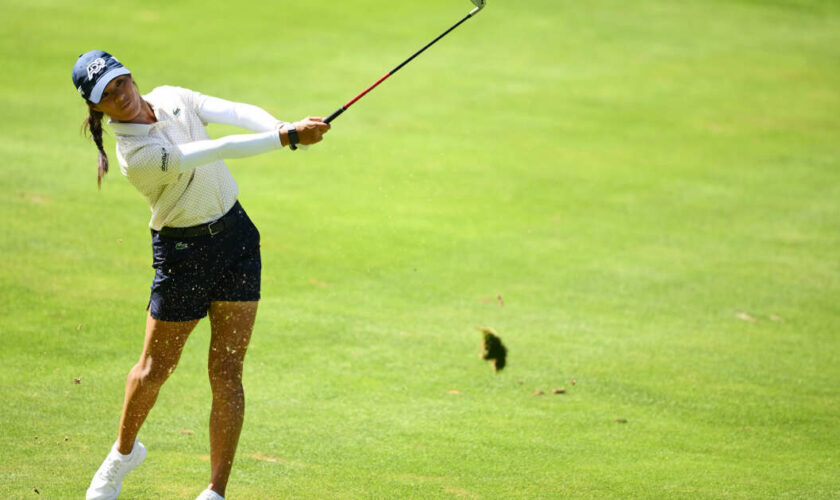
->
[1,0,839,498]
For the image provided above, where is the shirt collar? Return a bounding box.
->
[109,121,152,136]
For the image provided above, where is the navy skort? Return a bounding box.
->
[148,201,261,322]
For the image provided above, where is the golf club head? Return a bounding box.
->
[471,0,486,10]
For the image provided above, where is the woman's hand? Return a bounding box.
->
[280,117,331,147]
[297,117,331,145]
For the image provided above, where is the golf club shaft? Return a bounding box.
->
[324,6,480,124]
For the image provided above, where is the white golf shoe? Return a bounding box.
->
[195,489,225,500]
[85,439,146,500]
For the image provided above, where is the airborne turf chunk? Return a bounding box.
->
[479,327,507,372]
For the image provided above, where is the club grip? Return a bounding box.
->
[324,107,346,124]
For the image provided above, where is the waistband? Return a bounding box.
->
[154,201,242,239]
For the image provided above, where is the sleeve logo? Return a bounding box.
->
[161,147,169,172]
[86,58,107,80]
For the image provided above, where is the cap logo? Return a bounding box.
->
[86,58,106,80]
[77,85,85,97]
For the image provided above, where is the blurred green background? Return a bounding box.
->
[1,0,838,498]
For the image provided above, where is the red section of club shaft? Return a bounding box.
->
[344,72,393,108]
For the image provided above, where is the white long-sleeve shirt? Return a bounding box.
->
[111,86,288,230]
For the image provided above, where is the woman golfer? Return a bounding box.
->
[74,50,329,500]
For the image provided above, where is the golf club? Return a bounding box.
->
[324,0,487,124]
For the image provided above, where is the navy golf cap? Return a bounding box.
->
[72,50,131,103]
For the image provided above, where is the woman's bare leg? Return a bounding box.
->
[116,312,200,454]
[205,300,258,496]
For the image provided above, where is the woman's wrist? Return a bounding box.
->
[278,126,290,147]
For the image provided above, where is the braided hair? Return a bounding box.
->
[82,104,108,188]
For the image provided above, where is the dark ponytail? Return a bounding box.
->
[83,104,108,189]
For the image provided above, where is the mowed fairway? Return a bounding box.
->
[1,0,839,498]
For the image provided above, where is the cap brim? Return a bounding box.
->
[88,67,131,103]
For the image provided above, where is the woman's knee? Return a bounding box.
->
[132,356,178,387]
[208,362,244,394]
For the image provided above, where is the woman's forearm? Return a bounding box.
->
[177,130,282,171]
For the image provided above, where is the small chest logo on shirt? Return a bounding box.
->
[173,107,181,116]
[175,242,189,250]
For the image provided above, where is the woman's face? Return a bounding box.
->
[92,74,144,122]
